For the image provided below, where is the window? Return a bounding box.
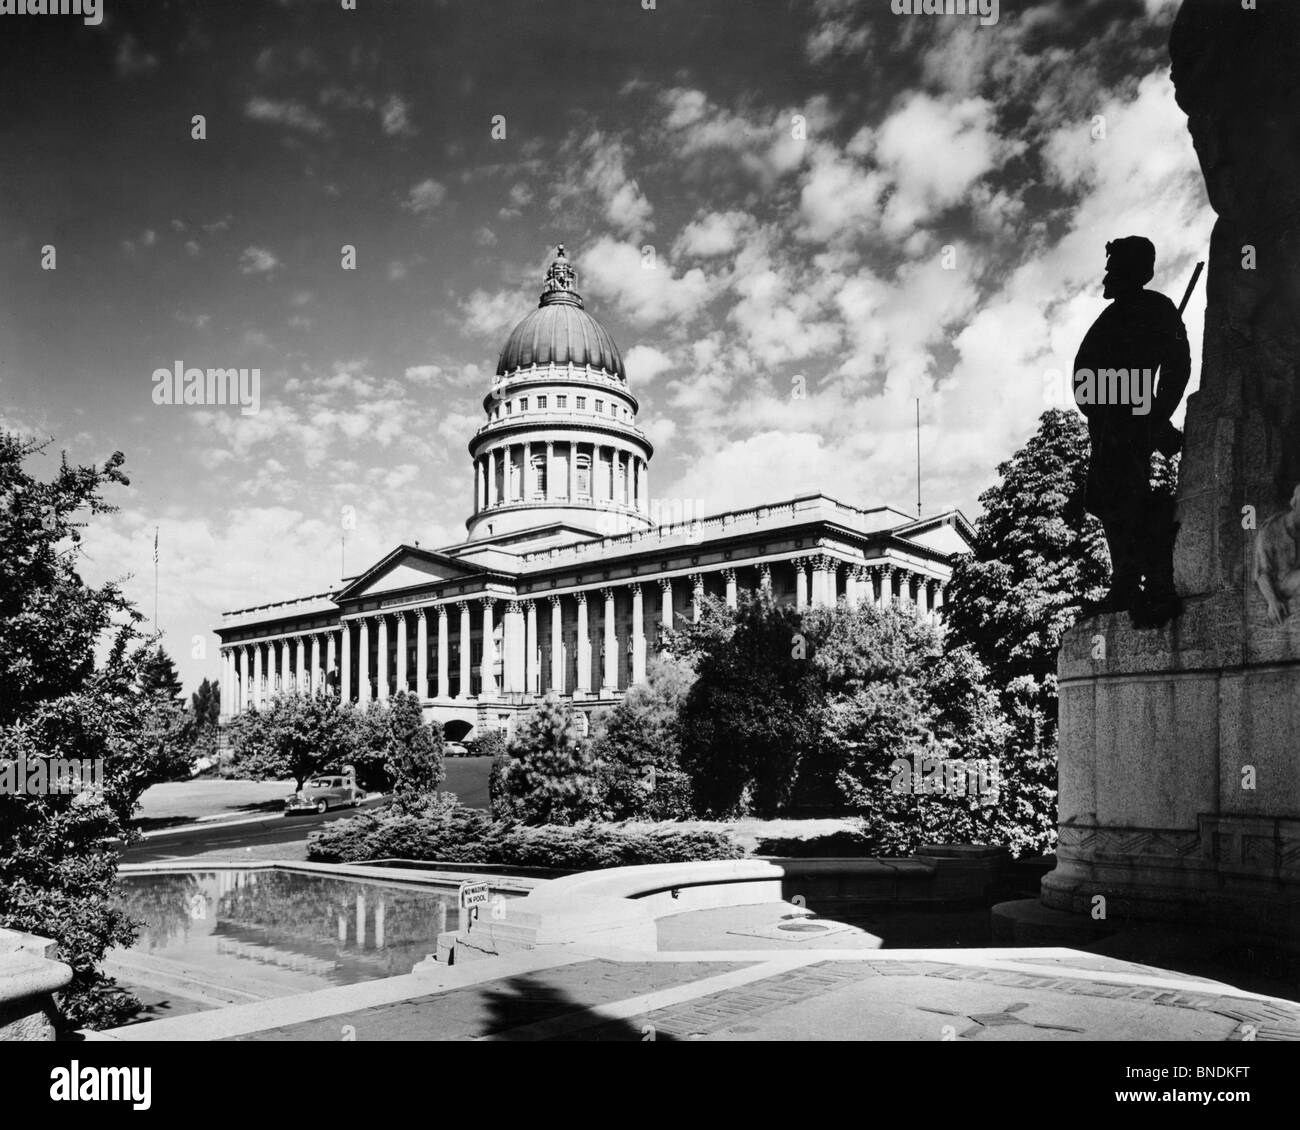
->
[532,454,547,496]
[595,399,604,413]
[556,395,567,408]
[537,395,547,409]
[505,400,513,414]
[576,396,587,410]
[519,397,528,411]
[576,453,591,497]
[611,403,618,416]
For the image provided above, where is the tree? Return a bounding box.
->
[589,652,697,820]
[0,432,188,1029]
[190,677,221,732]
[943,408,1177,747]
[381,691,445,813]
[676,592,823,817]
[139,646,183,701]
[226,692,362,790]
[496,696,601,825]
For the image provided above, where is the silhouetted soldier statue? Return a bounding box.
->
[1073,236,1191,626]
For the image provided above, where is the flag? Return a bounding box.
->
[153,527,159,565]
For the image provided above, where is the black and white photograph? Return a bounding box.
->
[0,0,1294,1101]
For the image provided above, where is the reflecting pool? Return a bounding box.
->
[108,869,502,1018]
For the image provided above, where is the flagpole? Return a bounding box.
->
[153,526,159,632]
[915,398,922,518]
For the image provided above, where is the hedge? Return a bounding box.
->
[307,805,743,870]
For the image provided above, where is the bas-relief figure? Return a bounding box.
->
[1254,483,1300,626]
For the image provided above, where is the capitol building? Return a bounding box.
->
[217,247,973,740]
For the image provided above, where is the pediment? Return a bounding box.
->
[336,546,486,601]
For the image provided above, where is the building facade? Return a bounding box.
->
[216,247,973,739]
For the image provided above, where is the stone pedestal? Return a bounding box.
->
[1043,601,1300,941]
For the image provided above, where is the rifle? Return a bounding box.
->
[1154,259,1205,457]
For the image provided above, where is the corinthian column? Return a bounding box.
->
[549,595,564,693]
[723,568,738,609]
[310,634,322,694]
[576,592,591,695]
[396,611,409,694]
[358,618,371,702]
[601,588,618,693]
[794,558,809,610]
[525,600,539,694]
[631,583,646,684]
[457,602,472,698]
[415,609,428,698]
[503,601,525,693]
[436,607,449,698]
[340,625,351,702]
[377,615,390,700]
[480,598,497,697]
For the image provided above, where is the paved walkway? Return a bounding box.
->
[90,902,1300,1042]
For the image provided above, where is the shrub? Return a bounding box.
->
[307,805,742,870]
[496,697,601,825]
[754,830,879,857]
[382,692,445,813]
[589,653,698,820]
[468,730,507,759]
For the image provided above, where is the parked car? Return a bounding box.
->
[444,741,469,757]
[284,775,365,815]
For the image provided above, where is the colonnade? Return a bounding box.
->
[471,438,648,515]
[220,556,944,718]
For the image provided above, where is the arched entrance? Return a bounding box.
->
[443,719,474,742]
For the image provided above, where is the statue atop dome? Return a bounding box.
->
[540,245,580,306]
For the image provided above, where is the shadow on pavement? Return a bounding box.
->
[478,974,677,1042]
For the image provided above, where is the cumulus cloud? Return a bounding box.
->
[245,97,329,136]
[402,178,447,214]
[239,246,280,275]
[577,238,711,328]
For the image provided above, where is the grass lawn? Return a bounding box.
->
[132,778,298,828]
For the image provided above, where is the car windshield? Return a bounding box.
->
[307,778,333,788]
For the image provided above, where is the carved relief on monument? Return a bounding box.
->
[1254,484,1300,625]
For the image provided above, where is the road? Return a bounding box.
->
[121,757,492,864]
[120,796,390,862]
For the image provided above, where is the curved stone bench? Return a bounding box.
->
[0,928,73,1040]
[438,858,906,961]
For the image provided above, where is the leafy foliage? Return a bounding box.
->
[588,652,697,820]
[0,432,195,1029]
[382,691,445,813]
[307,803,742,869]
[494,697,601,824]
[139,646,183,701]
[226,691,364,790]
[942,409,1109,744]
[675,592,821,816]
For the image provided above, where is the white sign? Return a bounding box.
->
[458,881,489,910]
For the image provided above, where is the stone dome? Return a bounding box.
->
[495,247,626,381]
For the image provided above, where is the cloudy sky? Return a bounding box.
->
[0,0,1211,691]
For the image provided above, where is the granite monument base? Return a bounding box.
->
[1041,598,1300,942]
